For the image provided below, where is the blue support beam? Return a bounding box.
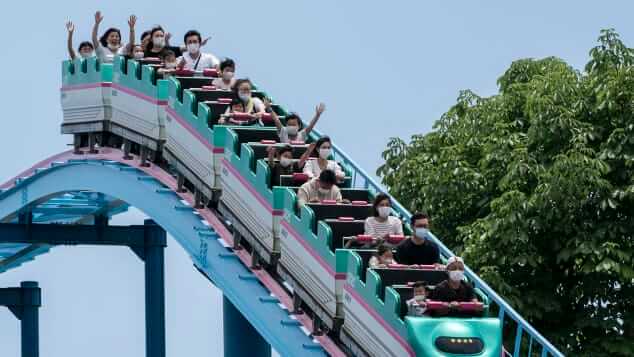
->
[0,281,41,357]
[223,295,271,357]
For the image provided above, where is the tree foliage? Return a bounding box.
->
[377,29,634,356]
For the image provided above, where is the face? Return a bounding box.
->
[286,118,300,128]
[133,45,144,57]
[447,261,465,272]
[377,198,390,209]
[413,218,429,230]
[107,31,121,46]
[222,66,235,74]
[185,35,200,46]
[319,142,332,151]
[238,83,251,96]
[79,45,94,57]
[165,54,176,64]
[413,286,426,297]
[280,151,293,160]
[153,31,165,46]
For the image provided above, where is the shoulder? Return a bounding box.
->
[365,216,376,224]
[388,216,402,225]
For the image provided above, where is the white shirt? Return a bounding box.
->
[212,77,236,90]
[180,51,220,71]
[96,45,128,63]
[364,216,404,240]
[278,127,307,143]
[303,158,344,179]
[407,297,428,316]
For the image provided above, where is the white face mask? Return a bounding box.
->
[377,206,391,218]
[414,294,426,302]
[80,51,94,59]
[318,187,330,195]
[153,37,165,48]
[222,71,234,81]
[286,126,299,136]
[165,62,177,69]
[319,148,331,159]
[280,157,292,168]
[449,270,465,282]
[415,228,428,239]
[238,92,250,102]
[133,51,144,60]
[187,43,200,54]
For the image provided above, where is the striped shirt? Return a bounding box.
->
[364,216,403,241]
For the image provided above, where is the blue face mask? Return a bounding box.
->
[415,228,428,239]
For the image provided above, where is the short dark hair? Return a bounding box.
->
[184,30,202,43]
[376,244,391,257]
[410,212,429,226]
[319,169,337,185]
[99,28,121,47]
[372,193,391,217]
[161,50,176,60]
[140,30,151,41]
[278,145,293,157]
[78,41,94,52]
[220,58,235,71]
[412,281,427,290]
[285,113,302,128]
[314,136,332,150]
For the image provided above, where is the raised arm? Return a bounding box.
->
[304,103,325,136]
[125,15,137,53]
[264,98,283,131]
[297,143,316,169]
[66,21,76,60]
[92,11,104,49]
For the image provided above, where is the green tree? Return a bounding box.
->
[377,29,634,356]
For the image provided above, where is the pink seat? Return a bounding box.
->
[321,199,338,205]
[201,85,216,91]
[173,69,194,76]
[260,113,273,124]
[260,139,276,145]
[337,216,354,222]
[351,200,368,206]
[292,173,309,184]
[203,68,219,77]
[354,234,374,243]
[386,235,405,244]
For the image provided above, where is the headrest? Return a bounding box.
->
[260,113,273,123]
[292,173,309,183]
[355,234,374,243]
[320,199,337,205]
[173,69,194,77]
[351,200,368,206]
[337,216,354,222]
[386,235,405,244]
[260,140,276,145]
[231,112,252,120]
[201,85,216,91]
[290,140,306,146]
[203,68,219,77]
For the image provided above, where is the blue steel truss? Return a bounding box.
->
[0,159,326,357]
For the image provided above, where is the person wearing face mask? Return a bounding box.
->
[302,136,345,181]
[212,58,237,90]
[177,30,219,71]
[66,21,95,60]
[266,144,312,186]
[219,79,266,125]
[157,50,179,76]
[143,26,182,59]
[429,256,481,313]
[130,45,145,61]
[395,213,440,266]
[269,102,325,144]
[369,244,398,269]
[296,169,343,207]
[406,281,430,317]
[91,11,136,63]
[346,193,403,248]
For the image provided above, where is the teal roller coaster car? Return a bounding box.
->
[406,314,502,356]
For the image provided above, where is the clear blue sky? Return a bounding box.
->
[1,1,633,356]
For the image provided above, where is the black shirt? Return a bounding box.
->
[270,162,300,186]
[144,45,183,59]
[429,280,475,302]
[395,238,440,265]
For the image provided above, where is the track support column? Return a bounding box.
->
[131,220,167,357]
[223,295,271,357]
[0,281,41,357]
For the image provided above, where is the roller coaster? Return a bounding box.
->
[0,54,566,356]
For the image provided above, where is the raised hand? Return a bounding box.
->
[128,15,137,28]
[165,32,172,42]
[66,21,75,33]
[95,11,104,24]
[315,102,326,115]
